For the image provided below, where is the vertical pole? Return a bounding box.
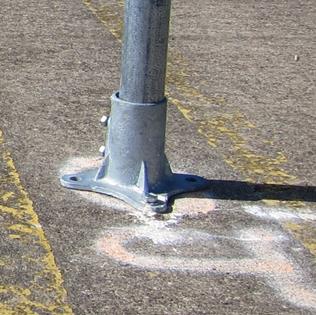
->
[60,0,208,213]
[120,0,171,103]
[102,0,172,190]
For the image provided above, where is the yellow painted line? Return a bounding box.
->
[0,130,73,314]
[82,1,302,210]
[83,0,124,42]
[285,222,316,258]
[0,192,14,202]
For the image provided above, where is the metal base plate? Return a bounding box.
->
[60,168,209,213]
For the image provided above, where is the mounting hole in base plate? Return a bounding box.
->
[185,177,197,183]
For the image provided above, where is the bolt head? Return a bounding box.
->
[99,145,106,156]
[100,115,109,127]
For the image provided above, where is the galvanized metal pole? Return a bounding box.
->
[120,0,171,103]
[61,0,208,213]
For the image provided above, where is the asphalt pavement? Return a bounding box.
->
[0,0,315,314]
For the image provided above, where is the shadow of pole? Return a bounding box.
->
[198,180,316,203]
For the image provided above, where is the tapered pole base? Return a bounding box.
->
[60,93,208,213]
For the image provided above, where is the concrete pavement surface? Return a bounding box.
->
[0,0,315,314]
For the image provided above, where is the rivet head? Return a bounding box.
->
[99,145,106,156]
[100,115,109,127]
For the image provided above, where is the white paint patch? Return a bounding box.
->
[244,205,316,222]
[96,227,316,310]
[61,157,316,310]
